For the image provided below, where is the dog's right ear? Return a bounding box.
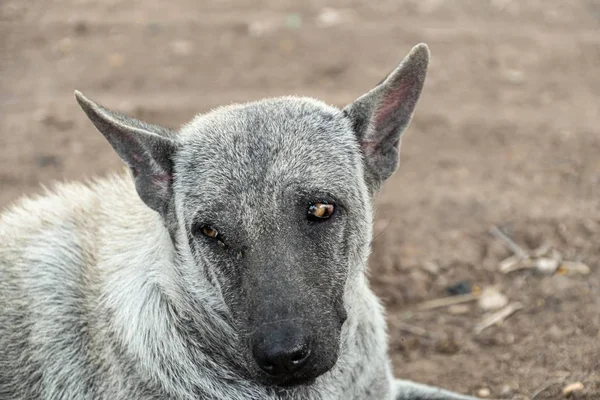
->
[75,91,178,216]
[343,43,429,192]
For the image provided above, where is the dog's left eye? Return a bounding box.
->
[307,203,335,222]
[200,225,219,239]
[194,224,220,241]
[192,222,227,248]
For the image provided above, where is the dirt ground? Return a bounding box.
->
[1,0,599,398]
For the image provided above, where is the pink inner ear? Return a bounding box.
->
[131,153,144,163]
[152,172,173,192]
[373,79,412,130]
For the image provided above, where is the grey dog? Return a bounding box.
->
[0,43,479,400]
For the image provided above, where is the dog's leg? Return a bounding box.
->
[393,379,480,400]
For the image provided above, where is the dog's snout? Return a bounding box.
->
[252,328,311,378]
[253,342,311,376]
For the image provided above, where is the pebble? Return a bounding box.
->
[502,69,526,84]
[500,384,516,396]
[146,22,161,35]
[36,154,61,168]
[73,21,88,35]
[316,8,343,26]
[548,324,563,339]
[535,257,560,274]
[278,38,294,53]
[108,53,125,68]
[477,387,491,397]
[478,287,509,311]
[248,20,277,37]
[316,7,355,27]
[56,37,74,55]
[170,40,194,56]
[434,337,460,355]
[285,13,302,29]
[446,280,473,296]
[422,260,440,275]
[562,382,584,396]
[33,108,50,122]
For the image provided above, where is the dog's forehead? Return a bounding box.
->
[175,97,363,203]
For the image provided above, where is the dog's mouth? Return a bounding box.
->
[254,355,335,390]
[276,376,317,388]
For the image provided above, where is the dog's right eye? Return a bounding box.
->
[192,222,228,248]
[307,203,335,222]
[200,225,219,239]
[193,223,221,241]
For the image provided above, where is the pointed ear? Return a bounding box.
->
[74,91,178,216]
[343,43,430,192]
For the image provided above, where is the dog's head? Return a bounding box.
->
[75,44,429,387]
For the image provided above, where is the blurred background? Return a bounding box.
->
[1,1,599,398]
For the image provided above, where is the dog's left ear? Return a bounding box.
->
[344,43,429,192]
[74,91,178,216]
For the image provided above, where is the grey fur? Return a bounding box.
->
[0,43,479,400]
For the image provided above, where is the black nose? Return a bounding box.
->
[252,331,311,377]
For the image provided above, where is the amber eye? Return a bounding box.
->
[307,203,335,222]
[200,225,219,239]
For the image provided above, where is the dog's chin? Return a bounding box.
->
[251,359,336,389]
[272,376,317,389]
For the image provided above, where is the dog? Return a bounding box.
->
[0,43,479,399]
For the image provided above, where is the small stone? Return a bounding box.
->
[315,8,354,27]
[146,22,161,35]
[562,381,584,396]
[582,219,598,234]
[316,8,342,26]
[422,260,440,275]
[278,38,294,53]
[33,108,50,122]
[548,324,563,339]
[108,53,125,68]
[477,387,491,397]
[36,154,61,168]
[535,257,560,274]
[170,40,194,56]
[435,275,449,288]
[434,337,460,355]
[285,13,302,29]
[446,281,473,296]
[500,384,515,396]
[478,287,509,311]
[504,333,515,344]
[56,37,74,55]
[73,21,88,35]
[503,69,526,84]
[247,20,276,37]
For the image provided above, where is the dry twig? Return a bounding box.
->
[474,302,524,334]
[416,293,480,311]
[489,226,529,258]
[395,321,445,340]
[530,381,557,400]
